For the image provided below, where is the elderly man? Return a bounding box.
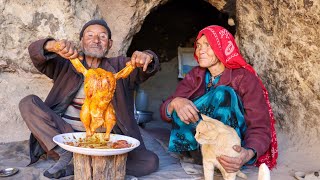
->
[19,19,160,178]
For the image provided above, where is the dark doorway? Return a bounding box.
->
[127,0,235,62]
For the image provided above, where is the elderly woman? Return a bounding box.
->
[160,25,278,172]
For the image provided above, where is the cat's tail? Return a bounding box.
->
[237,170,248,179]
[258,163,271,180]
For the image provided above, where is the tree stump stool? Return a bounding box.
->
[74,153,128,180]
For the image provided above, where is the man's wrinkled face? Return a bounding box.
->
[81,24,112,58]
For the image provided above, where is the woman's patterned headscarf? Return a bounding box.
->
[194,25,278,169]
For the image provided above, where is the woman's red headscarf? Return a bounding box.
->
[194,25,278,169]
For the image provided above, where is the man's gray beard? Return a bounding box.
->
[82,47,109,58]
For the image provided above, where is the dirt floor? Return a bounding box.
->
[1,118,320,180]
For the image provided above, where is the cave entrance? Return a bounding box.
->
[127,0,235,62]
[127,0,236,124]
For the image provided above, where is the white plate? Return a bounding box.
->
[0,168,19,177]
[53,132,140,156]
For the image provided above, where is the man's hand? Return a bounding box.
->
[217,145,255,173]
[168,97,199,124]
[45,39,81,60]
[130,51,153,71]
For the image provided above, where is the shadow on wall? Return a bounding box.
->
[127,0,235,62]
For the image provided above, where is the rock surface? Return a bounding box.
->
[237,0,320,145]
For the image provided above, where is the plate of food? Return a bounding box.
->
[53,132,140,156]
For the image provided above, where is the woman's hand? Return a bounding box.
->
[45,39,81,60]
[217,145,255,173]
[168,97,199,124]
[130,51,153,71]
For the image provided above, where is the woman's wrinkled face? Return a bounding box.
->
[81,24,112,58]
[195,35,219,68]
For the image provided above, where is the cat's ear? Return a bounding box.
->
[201,114,219,124]
[200,114,211,121]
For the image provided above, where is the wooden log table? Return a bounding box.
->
[74,153,128,180]
[53,133,140,180]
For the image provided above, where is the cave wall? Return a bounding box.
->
[0,0,101,142]
[236,0,320,145]
[0,0,319,145]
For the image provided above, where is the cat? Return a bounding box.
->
[194,114,247,180]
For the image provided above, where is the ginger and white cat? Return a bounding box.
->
[195,114,247,180]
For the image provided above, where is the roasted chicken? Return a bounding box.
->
[55,43,135,140]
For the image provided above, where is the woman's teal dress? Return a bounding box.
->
[168,71,247,152]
